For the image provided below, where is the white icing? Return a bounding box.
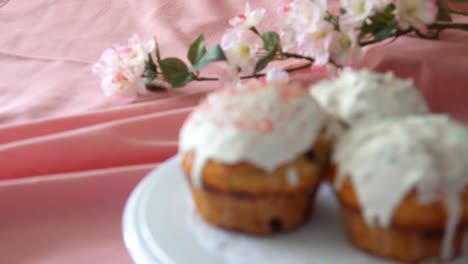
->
[333,115,468,260]
[179,80,327,187]
[286,167,299,186]
[310,69,429,126]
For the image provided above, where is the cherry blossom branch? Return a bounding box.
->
[93,0,468,98]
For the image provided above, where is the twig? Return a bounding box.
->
[194,62,313,82]
[282,52,315,62]
[195,76,219,81]
[429,22,468,31]
[359,29,413,46]
[414,28,442,39]
[449,8,468,17]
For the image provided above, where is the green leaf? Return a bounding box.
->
[187,34,207,65]
[145,83,167,92]
[159,58,194,88]
[359,5,396,38]
[191,45,226,72]
[373,26,395,42]
[255,31,280,72]
[260,32,280,52]
[255,53,275,73]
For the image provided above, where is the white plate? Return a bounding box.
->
[122,157,468,264]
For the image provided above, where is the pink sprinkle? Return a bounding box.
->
[283,6,291,13]
[234,120,249,130]
[256,118,273,133]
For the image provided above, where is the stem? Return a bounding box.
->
[429,22,468,31]
[359,29,413,46]
[240,62,313,79]
[436,0,453,22]
[194,62,313,82]
[449,8,468,17]
[282,52,315,62]
[250,27,261,37]
[414,29,441,40]
[195,76,219,81]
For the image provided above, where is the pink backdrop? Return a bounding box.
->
[0,1,467,263]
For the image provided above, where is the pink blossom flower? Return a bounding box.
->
[92,34,155,98]
[221,30,258,75]
[394,0,437,30]
[229,2,266,30]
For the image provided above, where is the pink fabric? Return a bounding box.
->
[1,1,468,264]
[0,163,154,264]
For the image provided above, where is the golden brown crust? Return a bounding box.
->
[330,165,468,262]
[342,207,466,263]
[189,180,318,235]
[183,133,331,235]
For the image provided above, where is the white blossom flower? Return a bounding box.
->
[278,0,328,52]
[279,26,297,52]
[221,30,258,75]
[297,20,336,65]
[394,0,437,30]
[330,27,362,65]
[92,34,155,98]
[229,2,266,30]
[266,68,290,85]
[291,0,328,28]
[340,0,380,26]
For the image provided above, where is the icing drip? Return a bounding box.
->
[310,69,429,126]
[333,115,468,260]
[180,80,327,187]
